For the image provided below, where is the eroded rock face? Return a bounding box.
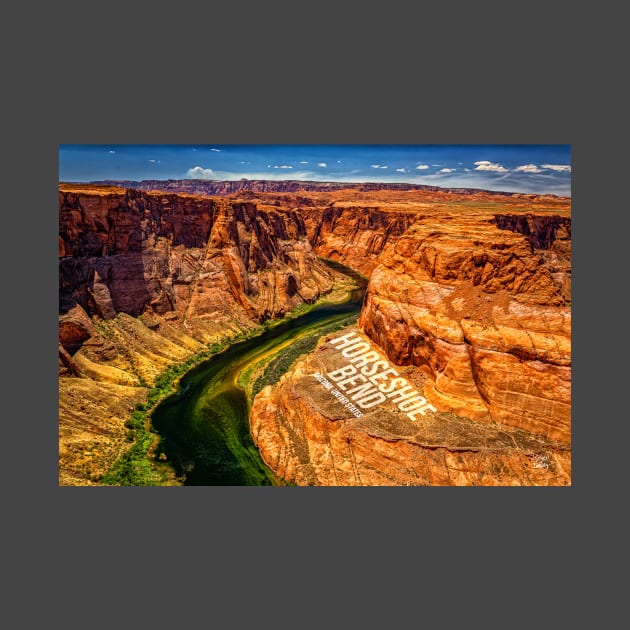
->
[60,182,572,486]
[358,212,571,445]
[250,329,570,486]
[90,178,557,197]
[59,304,96,353]
[58,184,340,485]
[249,194,571,485]
[302,205,416,276]
[59,185,336,329]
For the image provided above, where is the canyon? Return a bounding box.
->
[58,184,346,484]
[59,181,571,486]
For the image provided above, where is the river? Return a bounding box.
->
[150,260,367,485]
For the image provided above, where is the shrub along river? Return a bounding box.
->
[150,260,367,485]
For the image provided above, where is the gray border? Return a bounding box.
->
[8,3,611,626]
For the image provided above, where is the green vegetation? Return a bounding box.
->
[98,307,343,486]
[256,290,355,331]
[249,313,358,401]
[99,261,363,486]
[99,339,235,486]
[100,410,163,486]
[251,335,319,398]
[101,310,359,485]
[284,300,315,319]
[318,256,369,283]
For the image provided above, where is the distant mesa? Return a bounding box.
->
[87,178,565,199]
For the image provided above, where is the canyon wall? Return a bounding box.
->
[250,329,571,486]
[59,182,571,486]
[59,185,336,330]
[249,199,571,485]
[58,184,343,485]
[302,205,417,276]
[358,211,571,444]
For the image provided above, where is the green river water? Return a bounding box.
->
[150,261,366,485]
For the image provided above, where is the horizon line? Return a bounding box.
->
[58,177,571,199]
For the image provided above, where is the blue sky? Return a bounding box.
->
[59,145,572,196]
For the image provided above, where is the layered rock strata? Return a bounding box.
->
[91,178,562,198]
[303,205,416,276]
[58,184,342,484]
[359,212,571,444]
[250,328,570,486]
[59,182,571,486]
[250,204,571,486]
[59,185,336,330]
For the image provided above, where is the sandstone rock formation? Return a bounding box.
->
[359,211,571,444]
[303,205,416,276]
[59,185,336,331]
[250,328,570,486]
[91,178,556,197]
[59,181,571,486]
[248,190,571,486]
[58,184,343,485]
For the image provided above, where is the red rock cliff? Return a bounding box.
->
[58,183,347,485]
[302,204,417,276]
[59,185,336,328]
[59,183,571,486]
[251,328,571,486]
[358,210,571,444]
[248,193,571,486]
[91,178,555,197]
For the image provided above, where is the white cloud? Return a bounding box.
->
[371,164,388,169]
[415,164,429,170]
[148,159,160,164]
[474,160,508,172]
[464,168,471,172]
[541,163,571,172]
[515,164,543,173]
[210,148,222,152]
[395,168,407,173]
[271,165,293,169]
[439,168,456,173]
[317,162,327,167]
[337,160,342,163]
[108,150,116,154]
[299,161,309,164]
[187,166,215,179]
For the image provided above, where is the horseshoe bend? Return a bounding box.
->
[58,180,571,486]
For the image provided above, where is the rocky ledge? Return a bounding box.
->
[250,328,570,486]
[249,196,571,486]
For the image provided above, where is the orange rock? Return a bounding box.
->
[358,211,571,445]
[59,182,571,486]
[250,332,571,486]
[59,185,338,327]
